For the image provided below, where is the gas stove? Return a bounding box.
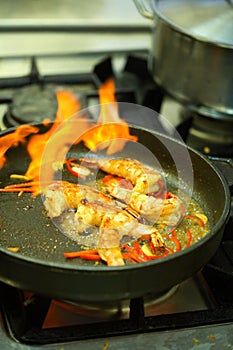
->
[0,2,233,349]
[0,52,232,350]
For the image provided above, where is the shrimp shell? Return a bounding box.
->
[43,180,112,218]
[81,158,162,194]
[103,175,183,226]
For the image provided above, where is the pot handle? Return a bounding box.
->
[133,0,155,20]
[209,157,233,190]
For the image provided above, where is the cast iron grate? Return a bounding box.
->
[0,278,233,345]
[1,55,165,130]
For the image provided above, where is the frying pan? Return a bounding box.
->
[0,124,230,302]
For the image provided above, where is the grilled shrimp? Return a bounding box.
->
[102,175,183,226]
[75,200,164,266]
[43,181,165,266]
[43,180,113,218]
[81,158,162,194]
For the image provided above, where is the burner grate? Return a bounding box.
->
[0,278,233,345]
[0,55,165,130]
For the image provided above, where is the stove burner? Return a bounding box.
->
[4,85,58,128]
[178,109,233,157]
[1,272,233,345]
[61,285,179,316]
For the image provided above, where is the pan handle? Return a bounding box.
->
[209,157,233,191]
[133,0,155,20]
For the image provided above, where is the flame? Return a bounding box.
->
[0,125,39,169]
[0,90,85,195]
[55,89,81,121]
[24,90,84,194]
[81,79,138,154]
[0,81,137,195]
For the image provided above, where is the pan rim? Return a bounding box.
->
[0,126,230,273]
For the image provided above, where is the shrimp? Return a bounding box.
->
[43,180,164,266]
[75,200,164,266]
[74,200,125,266]
[157,192,185,226]
[43,180,113,218]
[102,175,184,226]
[81,158,162,194]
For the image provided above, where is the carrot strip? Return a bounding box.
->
[5,181,38,188]
[0,188,34,193]
[64,249,99,258]
[79,254,102,260]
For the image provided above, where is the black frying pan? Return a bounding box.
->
[0,125,230,302]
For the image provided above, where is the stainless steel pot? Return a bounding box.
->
[134,0,233,120]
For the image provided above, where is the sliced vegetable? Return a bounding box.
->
[186,229,192,248]
[66,158,91,179]
[7,247,20,252]
[185,215,206,227]
[165,229,181,253]
[64,249,99,259]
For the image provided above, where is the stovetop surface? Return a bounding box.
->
[0,315,232,350]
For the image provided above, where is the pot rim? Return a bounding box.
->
[152,0,233,49]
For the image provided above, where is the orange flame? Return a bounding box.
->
[81,79,137,154]
[55,89,81,122]
[0,124,39,169]
[0,80,137,195]
[24,90,84,194]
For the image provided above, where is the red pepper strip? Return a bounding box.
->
[150,250,169,259]
[128,253,146,263]
[148,240,156,254]
[165,246,175,255]
[122,253,137,263]
[185,215,205,227]
[122,244,146,263]
[66,158,86,179]
[165,191,174,199]
[186,229,192,248]
[165,235,180,253]
[133,241,151,261]
[146,242,170,259]
[64,249,99,259]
